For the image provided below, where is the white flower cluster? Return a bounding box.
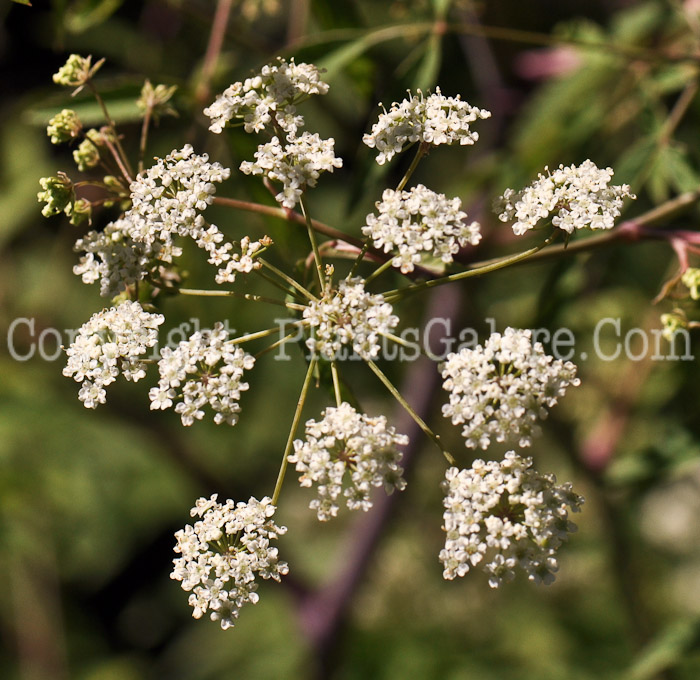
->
[63,301,164,408]
[125,145,262,283]
[289,403,407,521]
[440,452,583,587]
[440,328,580,449]
[496,160,635,235]
[204,57,329,136]
[73,217,151,298]
[363,184,481,273]
[303,277,399,360]
[213,235,265,284]
[363,88,491,165]
[171,495,288,630]
[240,133,342,209]
[127,145,229,250]
[149,322,255,426]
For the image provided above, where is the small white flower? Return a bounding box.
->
[289,403,408,521]
[440,452,583,587]
[171,495,288,630]
[63,301,164,408]
[240,133,342,209]
[214,236,265,284]
[363,184,481,273]
[204,57,329,136]
[73,217,152,298]
[303,277,399,360]
[150,322,255,426]
[495,160,635,235]
[440,328,580,449]
[126,145,239,278]
[363,88,491,165]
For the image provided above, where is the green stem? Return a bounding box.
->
[295,21,696,66]
[366,360,456,465]
[331,361,343,407]
[396,142,428,192]
[214,196,365,250]
[259,258,318,302]
[299,195,326,294]
[385,231,557,302]
[254,268,306,301]
[380,331,429,358]
[365,258,396,285]
[271,358,317,506]
[177,287,306,311]
[347,242,371,280]
[468,188,700,271]
[226,325,299,346]
[138,104,152,175]
[87,82,134,181]
[255,330,304,360]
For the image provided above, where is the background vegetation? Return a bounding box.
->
[2,1,700,678]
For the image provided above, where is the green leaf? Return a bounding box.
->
[431,0,453,19]
[624,618,700,680]
[11,0,32,5]
[63,0,124,34]
[317,24,431,81]
[26,97,142,127]
[413,34,442,92]
[0,121,52,249]
[318,38,375,82]
[664,144,700,194]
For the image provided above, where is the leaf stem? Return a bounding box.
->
[331,361,342,407]
[227,324,304,346]
[385,231,557,301]
[272,357,317,505]
[347,242,371,280]
[299,195,326,295]
[259,258,318,302]
[367,360,455,465]
[396,142,428,192]
[87,81,134,182]
[255,330,303,360]
[365,258,396,285]
[177,287,306,310]
[213,196,365,250]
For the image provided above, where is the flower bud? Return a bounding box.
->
[46,109,82,144]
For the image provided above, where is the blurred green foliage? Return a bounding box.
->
[2,0,700,678]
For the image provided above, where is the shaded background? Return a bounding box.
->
[2,0,700,678]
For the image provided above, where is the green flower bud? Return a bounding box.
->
[681,267,700,300]
[137,79,178,121]
[661,311,688,342]
[52,54,104,93]
[103,175,124,190]
[73,130,103,171]
[37,173,75,218]
[68,198,92,226]
[46,109,82,144]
